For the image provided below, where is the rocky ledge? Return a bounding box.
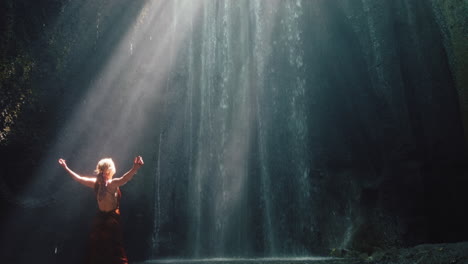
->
[332,241,468,264]
[138,242,468,264]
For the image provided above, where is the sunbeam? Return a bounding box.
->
[0,0,204,262]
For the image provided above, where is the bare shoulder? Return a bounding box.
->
[81,176,97,188]
[109,178,123,188]
[84,176,97,183]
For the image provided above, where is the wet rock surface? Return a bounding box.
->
[339,241,468,264]
[140,242,468,264]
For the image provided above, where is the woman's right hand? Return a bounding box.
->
[133,156,144,170]
[58,158,68,169]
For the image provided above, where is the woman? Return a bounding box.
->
[58,156,144,264]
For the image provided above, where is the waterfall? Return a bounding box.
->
[253,0,277,254]
[150,0,314,257]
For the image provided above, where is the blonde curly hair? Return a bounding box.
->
[94,158,116,176]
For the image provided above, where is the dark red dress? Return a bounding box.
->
[86,188,128,264]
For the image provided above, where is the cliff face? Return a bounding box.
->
[308,0,468,252]
[432,0,468,145]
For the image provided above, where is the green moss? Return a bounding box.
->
[0,55,34,144]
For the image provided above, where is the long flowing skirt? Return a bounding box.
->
[86,209,128,264]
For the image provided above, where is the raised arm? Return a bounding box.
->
[111,156,144,187]
[58,159,96,188]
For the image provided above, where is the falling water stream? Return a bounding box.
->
[151,0,315,258]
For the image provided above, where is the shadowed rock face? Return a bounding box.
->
[300,0,468,252]
[431,0,468,145]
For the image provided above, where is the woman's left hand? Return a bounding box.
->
[58,158,68,169]
[133,156,144,170]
